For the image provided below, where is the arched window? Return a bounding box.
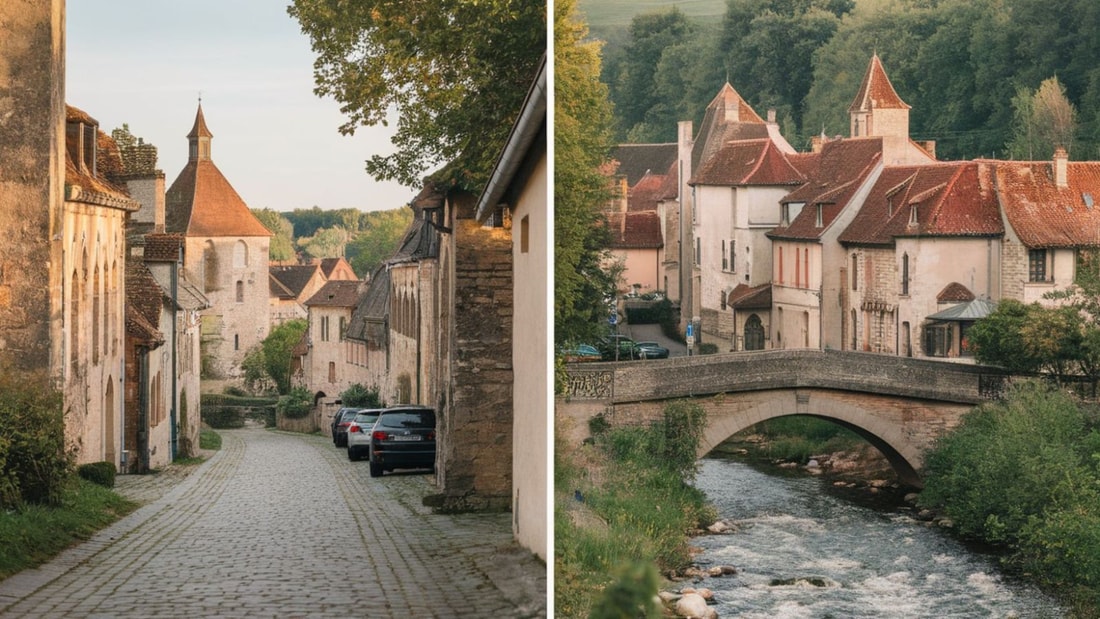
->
[744,314,765,351]
[901,253,910,295]
[93,265,101,363]
[70,271,79,367]
[233,240,248,268]
[236,280,244,303]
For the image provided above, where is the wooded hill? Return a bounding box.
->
[590,0,1100,162]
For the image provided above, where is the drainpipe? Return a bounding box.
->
[170,246,179,460]
[137,346,150,473]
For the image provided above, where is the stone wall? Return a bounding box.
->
[434,213,513,512]
[0,1,64,371]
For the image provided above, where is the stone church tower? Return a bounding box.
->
[166,104,271,377]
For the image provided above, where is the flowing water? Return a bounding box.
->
[690,457,1067,618]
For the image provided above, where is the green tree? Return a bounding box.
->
[555,0,618,347]
[300,226,349,260]
[340,383,384,408]
[347,207,413,276]
[252,208,296,262]
[1009,76,1079,159]
[258,319,308,395]
[289,0,546,191]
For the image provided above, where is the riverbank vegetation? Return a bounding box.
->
[919,381,1100,616]
[555,401,715,617]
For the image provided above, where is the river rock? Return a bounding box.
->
[674,593,712,618]
[904,492,920,504]
[681,586,713,600]
[658,590,682,603]
[706,520,735,534]
[806,459,819,468]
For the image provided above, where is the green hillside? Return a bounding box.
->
[577,0,725,29]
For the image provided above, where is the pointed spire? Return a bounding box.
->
[848,53,910,113]
[187,100,213,162]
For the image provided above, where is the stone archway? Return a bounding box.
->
[744,314,765,351]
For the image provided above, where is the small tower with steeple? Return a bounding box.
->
[187,101,213,162]
[849,54,931,165]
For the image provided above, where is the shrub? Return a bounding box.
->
[0,369,70,508]
[276,387,313,419]
[76,462,116,488]
[202,406,244,429]
[340,383,384,408]
[698,342,719,355]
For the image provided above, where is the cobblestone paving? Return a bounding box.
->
[0,428,546,618]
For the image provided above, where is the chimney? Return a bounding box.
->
[767,108,776,124]
[1053,146,1068,188]
[811,135,825,154]
[619,176,629,213]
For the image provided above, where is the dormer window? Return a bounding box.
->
[815,205,823,228]
[909,204,919,225]
[781,203,790,226]
[65,116,98,177]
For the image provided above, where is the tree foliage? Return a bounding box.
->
[299,226,349,260]
[0,368,69,508]
[252,208,296,262]
[555,0,619,347]
[345,207,413,276]
[257,319,308,395]
[289,0,546,191]
[598,0,1100,160]
[1009,76,1079,159]
[340,383,384,408]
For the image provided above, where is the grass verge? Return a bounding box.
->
[199,427,222,451]
[555,401,715,617]
[0,478,137,580]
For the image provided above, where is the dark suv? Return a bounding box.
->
[331,407,362,447]
[369,406,436,477]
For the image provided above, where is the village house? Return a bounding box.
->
[270,257,358,326]
[298,279,366,400]
[165,104,273,378]
[60,105,140,467]
[607,144,677,295]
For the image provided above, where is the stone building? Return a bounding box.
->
[165,104,272,377]
[300,279,366,400]
[61,105,140,466]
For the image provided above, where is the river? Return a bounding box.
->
[690,457,1067,618]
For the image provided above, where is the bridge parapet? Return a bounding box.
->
[564,350,1008,405]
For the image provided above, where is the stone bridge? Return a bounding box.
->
[558,350,1009,487]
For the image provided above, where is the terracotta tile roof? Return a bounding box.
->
[995,160,1100,247]
[187,103,213,139]
[270,264,321,297]
[605,211,663,249]
[839,162,1003,245]
[611,143,677,187]
[319,257,354,279]
[729,283,772,309]
[125,259,165,345]
[142,233,185,262]
[937,282,976,303]
[305,280,364,308]
[63,105,138,208]
[692,83,770,173]
[849,54,910,113]
[628,168,673,212]
[165,159,272,237]
[691,138,806,187]
[769,138,883,240]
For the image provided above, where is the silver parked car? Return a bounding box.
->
[346,409,384,461]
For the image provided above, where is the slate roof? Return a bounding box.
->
[270,265,321,298]
[849,53,910,113]
[729,283,772,309]
[839,162,1003,246]
[995,160,1100,247]
[692,83,770,174]
[346,265,390,345]
[305,280,364,308]
[269,273,297,300]
[928,297,995,321]
[691,138,806,187]
[612,143,677,187]
[768,138,884,241]
[319,257,356,280]
[165,105,272,238]
[605,211,663,249]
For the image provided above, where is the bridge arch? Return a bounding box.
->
[695,389,924,488]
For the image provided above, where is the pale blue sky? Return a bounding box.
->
[66,1,411,213]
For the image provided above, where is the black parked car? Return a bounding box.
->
[369,406,436,477]
[331,407,362,447]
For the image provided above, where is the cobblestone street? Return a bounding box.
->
[0,428,546,618]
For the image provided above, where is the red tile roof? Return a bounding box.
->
[692,83,770,173]
[729,283,772,309]
[605,211,663,249]
[691,138,806,187]
[937,282,976,303]
[839,162,1002,245]
[769,138,883,241]
[628,167,674,212]
[142,234,186,262]
[305,280,364,307]
[995,160,1100,247]
[849,54,910,113]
